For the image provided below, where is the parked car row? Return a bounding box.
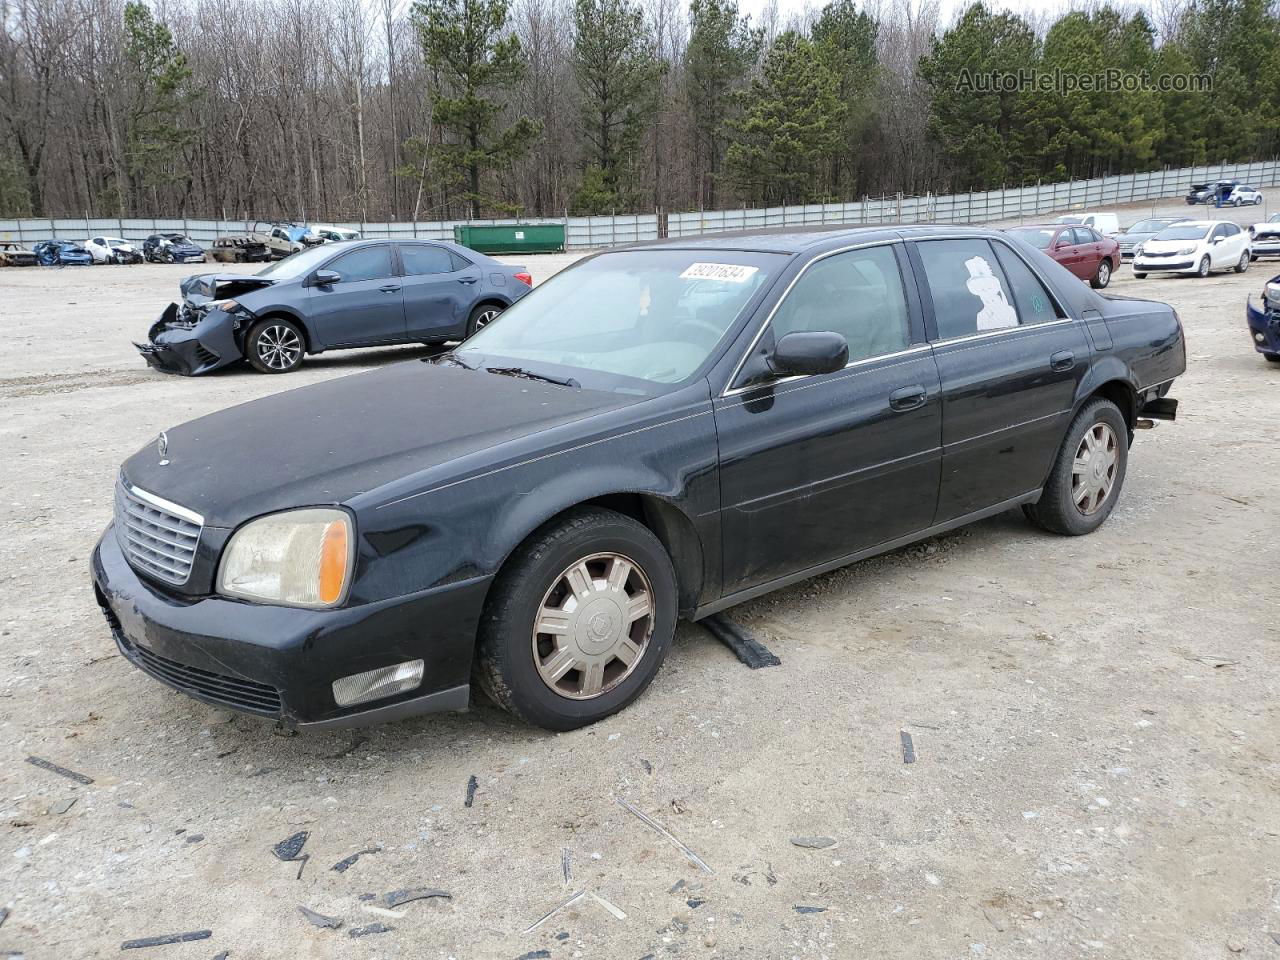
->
[1186,180,1265,206]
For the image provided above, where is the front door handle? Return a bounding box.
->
[888,385,927,412]
[379,284,401,293]
[1050,350,1075,371]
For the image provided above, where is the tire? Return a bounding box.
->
[1023,398,1128,536]
[1264,353,1280,363]
[465,302,503,338]
[475,506,677,731]
[1196,255,1211,278]
[1133,272,1147,279]
[246,318,305,374]
[1235,251,1250,273]
[1090,259,1112,289]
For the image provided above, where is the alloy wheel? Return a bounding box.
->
[1097,261,1110,285]
[257,324,302,370]
[474,307,500,330]
[1238,251,1249,272]
[531,552,655,700]
[1072,422,1118,516]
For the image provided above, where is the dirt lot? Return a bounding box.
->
[2,224,1278,960]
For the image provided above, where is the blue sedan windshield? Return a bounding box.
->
[456,249,783,386]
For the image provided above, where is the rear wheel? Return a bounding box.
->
[1090,259,1112,289]
[1023,398,1128,536]
[465,302,503,338]
[1196,255,1211,278]
[475,507,677,731]
[246,318,305,374]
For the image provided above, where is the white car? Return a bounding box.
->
[1132,220,1251,278]
[84,236,141,264]
[1053,212,1120,236]
[312,225,362,243]
[1227,184,1264,206]
[1249,214,1280,259]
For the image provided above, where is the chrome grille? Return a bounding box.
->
[114,482,203,585]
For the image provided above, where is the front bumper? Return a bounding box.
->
[92,527,486,728]
[1252,237,1280,258]
[135,303,245,376]
[1133,258,1195,273]
[1246,298,1280,355]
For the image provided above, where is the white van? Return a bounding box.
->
[1053,212,1120,237]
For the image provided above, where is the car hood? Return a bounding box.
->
[180,273,276,304]
[1253,222,1280,236]
[120,361,637,528]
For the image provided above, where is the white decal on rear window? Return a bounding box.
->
[680,262,759,283]
[964,256,1018,331]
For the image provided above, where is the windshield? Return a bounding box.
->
[1129,219,1177,233]
[255,243,335,279]
[455,249,783,389]
[1008,227,1056,249]
[1270,214,1280,223]
[1155,225,1210,241]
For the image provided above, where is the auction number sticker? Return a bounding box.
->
[680,262,759,283]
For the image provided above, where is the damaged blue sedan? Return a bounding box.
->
[1246,272,1280,363]
[136,239,532,375]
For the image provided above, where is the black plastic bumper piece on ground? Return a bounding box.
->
[701,614,780,669]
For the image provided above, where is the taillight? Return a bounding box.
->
[514,271,532,286]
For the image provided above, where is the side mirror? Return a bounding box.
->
[310,269,341,286]
[769,331,849,378]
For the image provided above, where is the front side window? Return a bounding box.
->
[917,238,1020,338]
[770,245,910,364]
[327,245,393,283]
[456,249,782,388]
[399,243,454,276]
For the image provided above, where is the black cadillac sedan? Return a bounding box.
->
[93,226,1185,731]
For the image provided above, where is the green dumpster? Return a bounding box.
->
[453,223,565,254]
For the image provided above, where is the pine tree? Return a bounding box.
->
[684,0,761,208]
[572,0,664,212]
[414,0,541,218]
[811,0,878,198]
[725,31,842,205]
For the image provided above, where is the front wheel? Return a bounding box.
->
[246,318,305,373]
[1090,259,1112,289]
[1196,255,1211,278]
[1235,251,1250,273]
[1264,353,1280,363]
[475,507,677,731]
[1023,398,1128,536]
[465,303,503,338]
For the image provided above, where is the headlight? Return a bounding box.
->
[217,508,353,607]
[204,298,241,313]
[1135,243,1144,255]
[1177,246,1197,256]
[1265,281,1280,307]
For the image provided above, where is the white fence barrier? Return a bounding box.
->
[2,160,1276,250]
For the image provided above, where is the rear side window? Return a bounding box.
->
[1071,227,1093,245]
[771,245,910,363]
[449,250,473,271]
[399,244,453,276]
[328,245,393,282]
[916,239,1019,338]
[992,243,1063,326]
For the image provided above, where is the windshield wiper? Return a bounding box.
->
[485,365,580,388]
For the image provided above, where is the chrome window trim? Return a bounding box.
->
[126,484,205,526]
[721,344,934,401]
[928,316,1077,349]
[720,238,909,398]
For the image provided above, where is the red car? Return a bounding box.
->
[1006,224,1120,289]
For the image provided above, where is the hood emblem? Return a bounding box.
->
[157,431,170,465]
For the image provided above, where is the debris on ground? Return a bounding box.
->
[272,831,310,879]
[617,799,714,874]
[981,906,1006,931]
[516,951,551,960]
[25,756,93,785]
[464,775,479,808]
[790,836,836,849]
[793,906,827,915]
[700,614,781,669]
[732,860,777,886]
[561,848,571,882]
[901,730,917,764]
[184,835,204,844]
[589,892,626,920]
[211,953,228,960]
[47,798,77,816]
[524,891,627,933]
[347,922,393,938]
[298,906,342,929]
[382,887,451,908]
[687,898,705,909]
[0,907,8,928]
[120,930,212,949]
[640,759,653,775]
[331,847,380,873]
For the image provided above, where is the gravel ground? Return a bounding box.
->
[2,220,1279,960]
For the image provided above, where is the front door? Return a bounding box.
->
[912,237,1091,522]
[307,243,406,348]
[714,242,943,595]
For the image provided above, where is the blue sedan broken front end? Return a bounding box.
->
[1247,274,1280,362]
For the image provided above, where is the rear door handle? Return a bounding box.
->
[457,276,478,284]
[888,385,927,412]
[379,284,401,293]
[1050,350,1075,371]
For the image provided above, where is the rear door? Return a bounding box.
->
[398,243,477,341]
[911,237,1091,522]
[306,243,406,347]
[713,242,942,594]
[1076,227,1104,277]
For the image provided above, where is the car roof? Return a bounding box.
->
[622,223,1029,255]
[1010,223,1070,230]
